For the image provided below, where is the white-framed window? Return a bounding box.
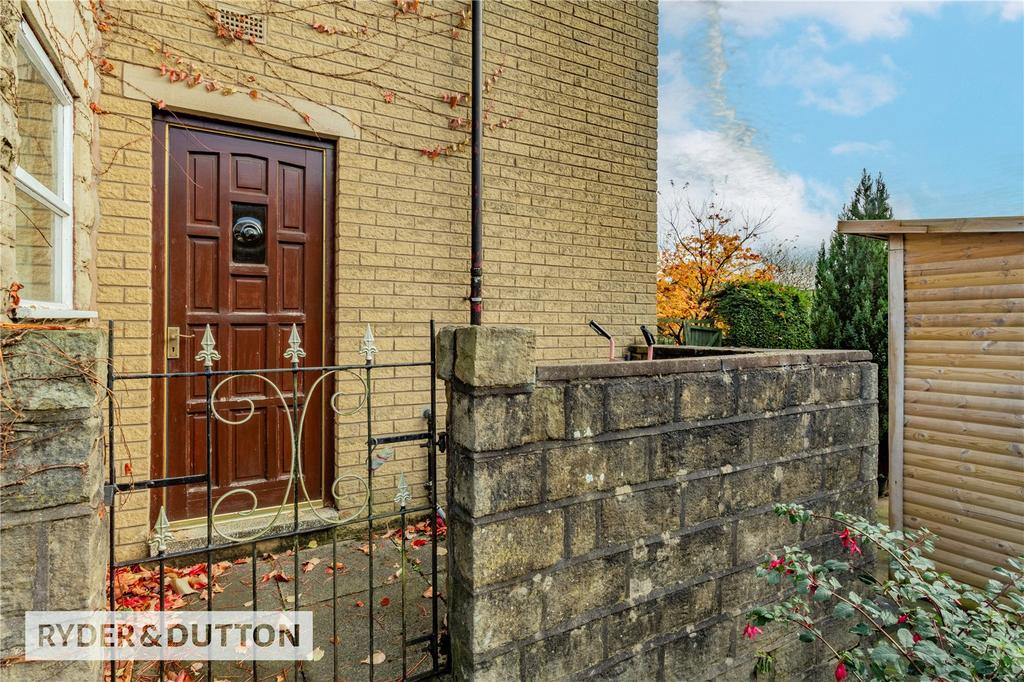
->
[13,20,74,313]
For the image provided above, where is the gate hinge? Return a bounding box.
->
[436,432,447,453]
[103,484,116,506]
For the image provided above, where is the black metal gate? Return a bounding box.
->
[104,320,448,681]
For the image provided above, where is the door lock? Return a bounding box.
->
[167,326,180,359]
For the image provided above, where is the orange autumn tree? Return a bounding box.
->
[657,195,775,344]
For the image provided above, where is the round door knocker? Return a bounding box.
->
[232,216,264,244]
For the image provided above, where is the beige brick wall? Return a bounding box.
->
[87,0,657,557]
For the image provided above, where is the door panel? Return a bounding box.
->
[157,121,330,523]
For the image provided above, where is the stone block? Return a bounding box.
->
[810,404,877,450]
[542,553,627,626]
[435,326,455,380]
[530,384,565,441]
[1,510,106,659]
[723,465,776,514]
[0,660,104,682]
[734,611,799,663]
[752,629,818,679]
[565,501,598,557]
[452,450,543,516]
[750,412,811,461]
[565,381,604,439]
[801,493,838,543]
[449,391,531,452]
[817,616,860,661]
[588,649,661,680]
[662,621,732,680]
[684,475,722,525]
[452,579,541,653]
[678,371,736,421]
[776,455,823,501]
[812,364,862,403]
[860,444,879,486]
[736,512,802,564]
[605,376,674,430]
[861,363,879,400]
[659,578,718,627]
[629,525,731,598]
[453,325,536,388]
[1,330,104,412]
[720,566,785,611]
[520,621,604,681]
[845,481,878,520]
[452,510,564,587]
[823,449,862,492]
[453,646,521,682]
[605,603,659,655]
[601,485,680,547]
[46,513,108,612]
[1,415,102,512]
[735,366,819,411]
[653,422,752,478]
[545,438,647,501]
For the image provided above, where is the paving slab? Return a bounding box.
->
[125,530,449,681]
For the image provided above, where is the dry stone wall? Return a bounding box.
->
[439,326,878,681]
[0,329,107,681]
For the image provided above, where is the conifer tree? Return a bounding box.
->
[812,170,891,489]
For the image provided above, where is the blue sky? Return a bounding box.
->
[658,0,1024,250]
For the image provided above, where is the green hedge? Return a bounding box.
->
[710,281,812,349]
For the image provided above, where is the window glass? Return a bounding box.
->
[15,41,59,195]
[13,20,72,309]
[15,188,58,302]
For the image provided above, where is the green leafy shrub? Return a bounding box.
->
[710,280,812,349]
[746,504,1024,681]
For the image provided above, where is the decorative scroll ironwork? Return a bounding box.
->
[200,324,379,543]
[104,318,447,680]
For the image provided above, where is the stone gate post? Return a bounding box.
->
[0,329,107,681]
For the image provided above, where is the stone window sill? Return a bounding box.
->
[14,306,98,320]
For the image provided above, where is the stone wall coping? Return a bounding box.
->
[536,348,873,382]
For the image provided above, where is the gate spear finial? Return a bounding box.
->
[359,324,378,364]
[284,323,306,364]
[195,324,221,368]
[149,505,174,555]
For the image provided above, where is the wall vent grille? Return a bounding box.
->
[216,5,267,43]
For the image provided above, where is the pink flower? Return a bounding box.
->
[913,633,922,643]
[835,662,848,680]
[768,555,786,570]
[743,623,762,640]
[837,529,862,556]
[898,614,908,624]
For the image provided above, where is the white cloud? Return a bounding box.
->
[661,1,944,42]
[761,35,900,116]
[997,0,1024,22]
[659,129,840,251]
[830,140,892,155]
[658,4,841,251]
[658,50,700,132]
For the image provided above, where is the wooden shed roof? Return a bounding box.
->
[837,215,1024,236]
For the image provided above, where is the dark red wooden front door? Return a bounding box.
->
[154,117,332,522]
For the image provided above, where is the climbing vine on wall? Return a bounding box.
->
[77,0,517,164]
